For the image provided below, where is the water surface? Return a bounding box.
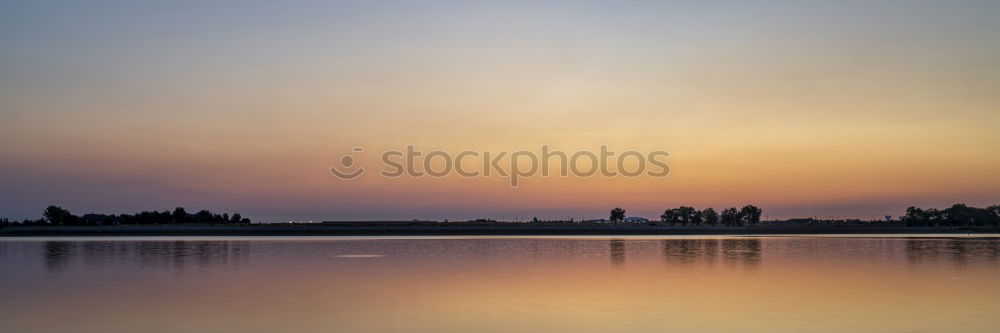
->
[1,235,998,332]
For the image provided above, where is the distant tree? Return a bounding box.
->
[926,209,943,226]
[532,217,540,223]
[740,205,763,227]
[43,206,79,226]
[172,207,192,224]
[702,208,719,226]
[989,205,1000,217]
[132,211,165,225]
[21,218,44,226]
[231,213,242,224]
[660,209,678,225]
[676,206,697,226]
[691,209,704,225]
[903,204,1000,227]
[943,204,971,226]
[905,206,927,226]
[81,213,114,226]
[194,210,214,223]
[970,208,998,227]
[988,205,1000,226]
[609,208,626,225]
[721,207,741,227]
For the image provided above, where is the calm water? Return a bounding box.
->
[1,235,998,332]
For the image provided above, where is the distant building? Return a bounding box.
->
[623,216,649,223]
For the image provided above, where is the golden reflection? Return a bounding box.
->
[2,236,999,333]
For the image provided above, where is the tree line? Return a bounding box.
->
[1,206,251,227]
[609,205,763,226]
[904,204,1000,227]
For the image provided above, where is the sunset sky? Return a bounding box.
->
[2,1,999,221]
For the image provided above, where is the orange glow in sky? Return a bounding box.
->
[1,1,999,221]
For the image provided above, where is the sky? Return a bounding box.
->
[1,0,999,222]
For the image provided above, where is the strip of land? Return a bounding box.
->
[1,223,996,237]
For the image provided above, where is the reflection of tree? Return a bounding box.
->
[703,239,719,261]
[659,238,760,269]
[42,240,250,275]
[948,239,968,267]
[906,238,1000,269]
[610,239,625,267]
[722,239,761,269]
[661,239,703,266]
[172,241,188,271]
[44,241,73,274]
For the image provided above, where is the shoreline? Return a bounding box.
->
[1,224,997,237]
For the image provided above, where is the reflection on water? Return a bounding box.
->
[38,238,769,274]
[906,238,1000,269]
[2,236,999,333]
[610,239,625,267]
[44,241,72,274]
[41,241,250,275]
[659,238,761,269]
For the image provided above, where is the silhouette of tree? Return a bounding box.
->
[721,208,741,227]
[740,205,762,227]
[944,204,973,226]
[676,206,697,226]
[905,206,928,226]
[80,213,114,226]
[691,209,704,225]
[702,208,719,226]
[904,204,999,227]
[194,210,214,223]
[989,205,1000,225]
[660,209,678,225]
[43,206,79,226]
[172,207,192,224]
[970,208,998,227]
[609,207,625,225]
